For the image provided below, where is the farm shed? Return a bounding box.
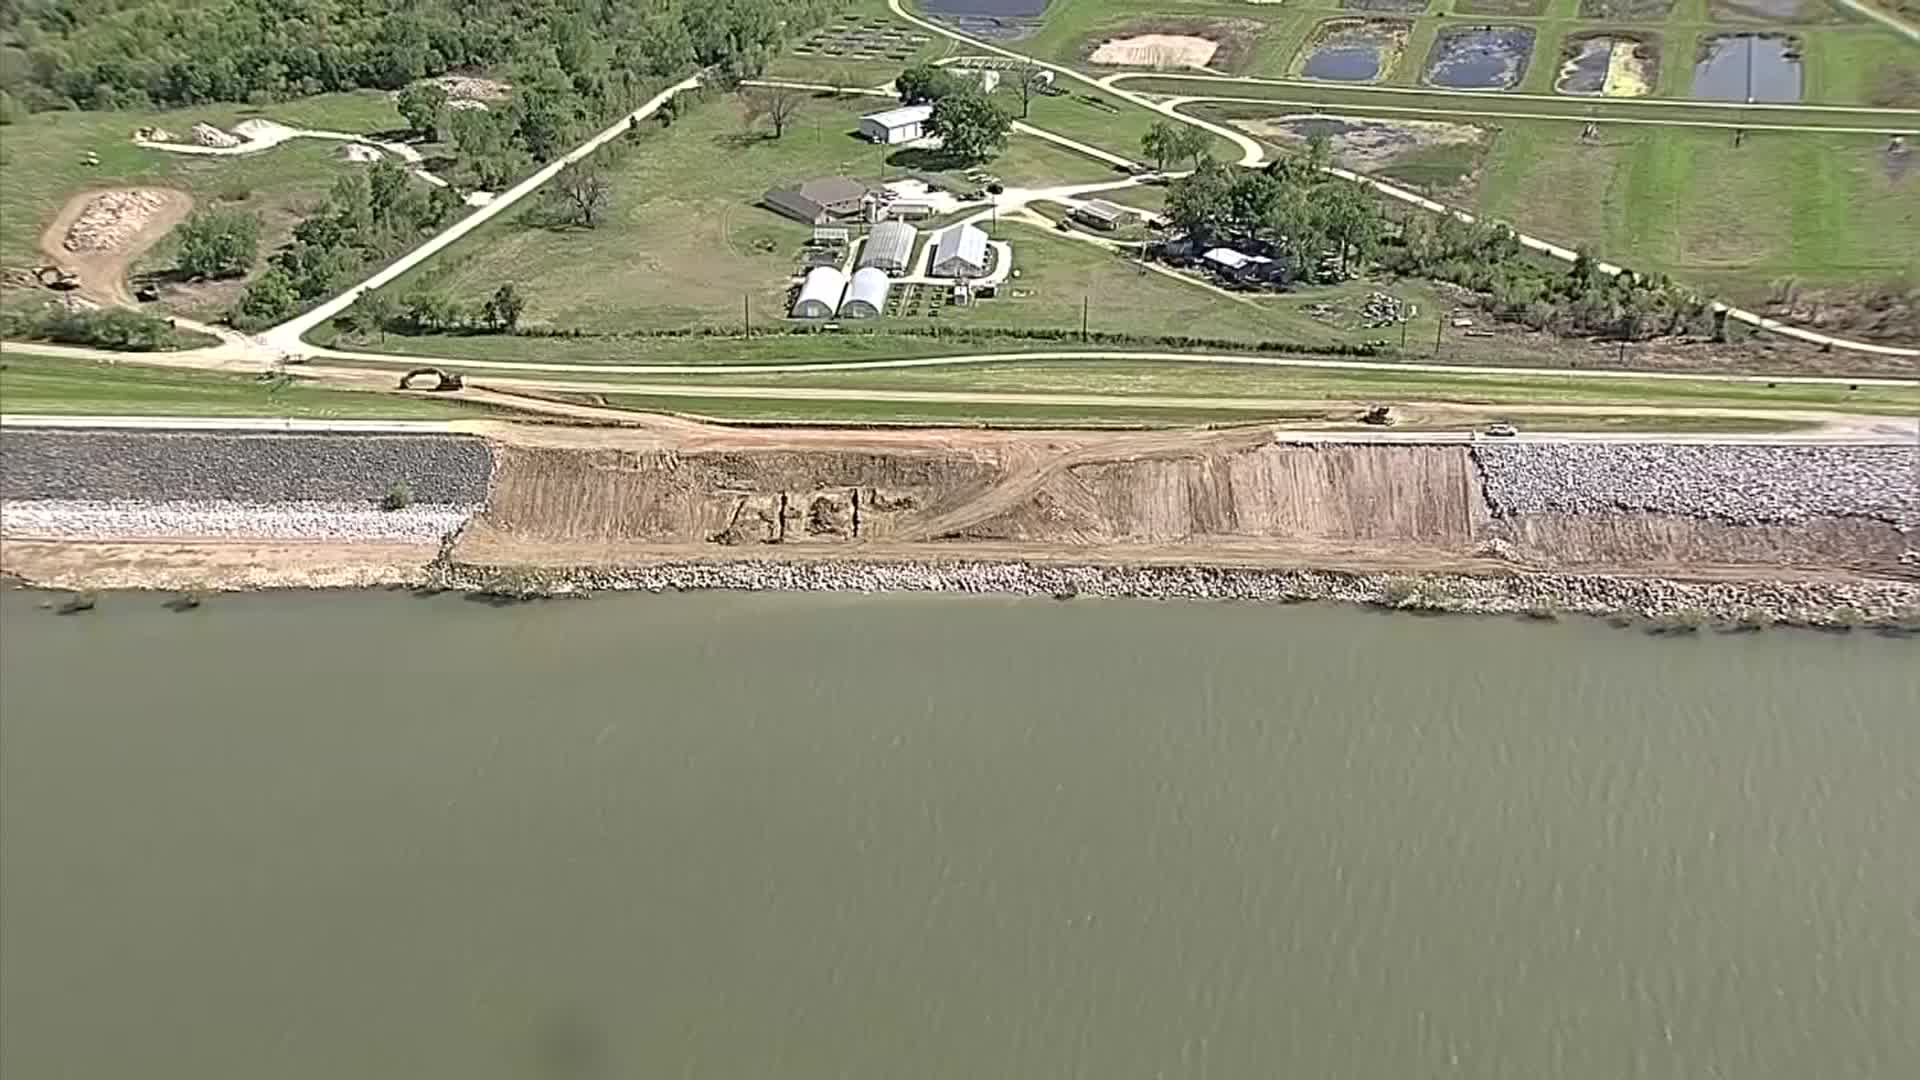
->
[1069,199,1132,231]
[859,104,934,145]
[858,221,920,275]
[792,267,848,318]
[840,267,891,318]
[763,176,872,224]
[930,223,990,278]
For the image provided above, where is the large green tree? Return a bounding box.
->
[175,209,259,280]
[928,89,1011,164]
[396,81,449,139]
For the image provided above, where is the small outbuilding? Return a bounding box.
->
[792,266,848,318]
[764,176,872,224]
[840,267,891,318]
[858,220,920,275]
[1202,247,1280,284]
[859,104,934,145]
[930,223,990,279]
[1070,199,1132,231]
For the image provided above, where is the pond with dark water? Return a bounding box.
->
[919,0,1051,17]
[1296,19,1411,83]
[1424,25,1537,90]
[3,589,1917,1078]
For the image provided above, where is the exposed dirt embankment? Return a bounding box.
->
[465,430,1912,581]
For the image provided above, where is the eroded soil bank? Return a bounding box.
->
[3,423,1915,624]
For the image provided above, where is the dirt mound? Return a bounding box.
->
[339,143,383,163]
[1091,34,1221,69]
[189,122,241,148]
[63,190,170,252]
[432,75,511,101]
[231,118,295,142]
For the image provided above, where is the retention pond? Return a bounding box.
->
[1692,32,1804,103]
[1424,25,1538,90]
[1294,18,1414,83]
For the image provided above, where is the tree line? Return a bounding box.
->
[1158,133,1712,339]
[0,0,842,115]
[226,157,463,329]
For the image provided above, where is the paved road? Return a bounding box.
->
[1833,0,1920,43]
[1102,69,1920,121]
[1155,91,1918,137]
[301,343,1920,388]
[6,409,1909,445]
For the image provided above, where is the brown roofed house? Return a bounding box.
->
[763,176,872,225]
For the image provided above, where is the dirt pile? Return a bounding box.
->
[432,75,511,101]
[189,122,241,148]
[340,143,383,163]
[62,190,169,252]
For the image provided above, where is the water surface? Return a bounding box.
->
[2,589,1916,1078]
[1692,33,1804,102]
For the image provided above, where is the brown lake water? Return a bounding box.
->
[2,588,1917,1078]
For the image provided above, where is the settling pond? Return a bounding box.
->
[1692,33,1804,103]
[919,0,1050,15]
[1296,18,1412,83]
[1556,34,1657,97]
[1425,25,1537,90]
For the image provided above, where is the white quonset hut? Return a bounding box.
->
[930,223,990,278]
[857,221,919,275]
[840,267,891,318]
[859,104,933,145]
[792,266,848,318]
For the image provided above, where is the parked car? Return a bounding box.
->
[1484,422,1519,438]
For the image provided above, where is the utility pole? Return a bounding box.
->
[1081,295,1089,341]
[1433,316,1443,357]
[743,293,751,338]
[1400,316,1409,351]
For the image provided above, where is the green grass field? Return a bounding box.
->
[377,91,1126,333]
[559,357,1920,413]
[0,91,408,271]
[0,351,487,419]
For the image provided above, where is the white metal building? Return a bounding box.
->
[930,223,990,278]
[792,266,848,318]
[857,221,920,275]
[840,267,891,318]
[859,104,934,145]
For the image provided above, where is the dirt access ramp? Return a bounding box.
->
[37,188,193,308]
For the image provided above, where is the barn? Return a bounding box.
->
[791,267,848,318]
[858,104,934,145]
[929,223,990,279]
[840,267,891,318]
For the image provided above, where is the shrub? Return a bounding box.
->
[381,480,413,511]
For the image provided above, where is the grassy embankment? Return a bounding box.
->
[0,352,485,419]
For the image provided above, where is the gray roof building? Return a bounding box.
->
[857,221,920,275]
[764,176,872,224]
[930,223,990,278]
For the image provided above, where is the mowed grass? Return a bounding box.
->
[0,351,487,419]
[0,92,407,270]
[1474,122,1920,303]
[603,358,1920,413]
[385,92,1121,333]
